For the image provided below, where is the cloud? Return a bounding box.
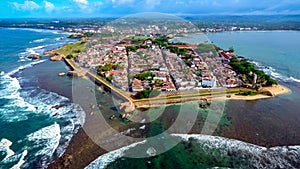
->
[44,0,55,13]
[73,0,89,9]
[13,0,41,11]
[145,0,161,8]
[111,0,135,6]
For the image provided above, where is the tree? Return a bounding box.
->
[66,54,73,59]
[134,89,160,99]
[229,56,277,86]
[134,72,154,80]
[228,47,235,53]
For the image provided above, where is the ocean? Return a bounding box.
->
[0,28,85,168]
[1,28,300,168]
[86,31,300,168]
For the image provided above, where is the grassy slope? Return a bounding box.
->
[54,41,87,57]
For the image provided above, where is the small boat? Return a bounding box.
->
[58,72,66,76]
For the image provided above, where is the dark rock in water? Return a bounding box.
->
[51,104,64,110]
[52,112,59,117]
[28,55,41,60]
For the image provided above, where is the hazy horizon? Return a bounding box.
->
[1,0,300,18]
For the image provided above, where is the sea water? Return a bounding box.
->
[0,28,85,168]
[86,31,300,168]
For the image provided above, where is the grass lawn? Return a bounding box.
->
[54,41,87,57]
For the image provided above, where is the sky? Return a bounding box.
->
[0,0,300,18]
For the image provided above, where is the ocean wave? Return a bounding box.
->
[0,75,35,122]
[0,60,45,122]
[0,71,5,76]
[30,38,49,44]
[0,139,27,169]
[251,61,300,84]
[0,138,15,161]
[86,134,300,168]
[290,76,300,83]
[172,134,300,168]
[11,150,27,169]
[18,87,85,166]
[85,140,147,169]
[18,59,27,62]
[27,123,61,158]
[8,28,60,34]
[6,60,45,77]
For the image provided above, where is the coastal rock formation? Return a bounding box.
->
[119,102,135,113]
[44,50,55,56]
[28,55,41,60]
[50,54,64,61]
[45,50,65,61]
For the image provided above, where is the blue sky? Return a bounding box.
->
[0,0,300,18]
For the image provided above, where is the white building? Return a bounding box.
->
[202,76,216,88]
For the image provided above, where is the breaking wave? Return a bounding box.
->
[0,138,15,161]
[252,61,300,84]
[29,38,49,44]
[0,61,85,168]
[172,134,300,168]
[85,141,146,169]
[85,134,300,168]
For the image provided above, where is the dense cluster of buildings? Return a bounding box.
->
[76,34,241,94]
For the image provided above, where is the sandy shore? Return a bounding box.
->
[228,85,291,101]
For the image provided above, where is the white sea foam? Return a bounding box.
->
[251,60,300,84]
[0,75,36,122]
[10,28,60,34]
[27,123,61,163]
[18,59,27,62]
[20,87,86,161]
[85,140,147,169]
[172,134,300,168]
[290,76,300,83]
[0,138,15,161]
[30,38,48,43]
[6,60,45,77]
[0,71,4,76]
[11,150,28,169]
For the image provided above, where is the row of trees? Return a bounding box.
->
[97,63,120,73]
[229,56,277,86]
[126,45,149,53]
[134,89,160,99]
[134,72,154,81]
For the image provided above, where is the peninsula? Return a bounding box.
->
[47,31,290,113]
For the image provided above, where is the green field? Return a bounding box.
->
[54,41,87,57]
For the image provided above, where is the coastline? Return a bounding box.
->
[58,53,291,108]
[48,55,292,169]
[46,32,292,168]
